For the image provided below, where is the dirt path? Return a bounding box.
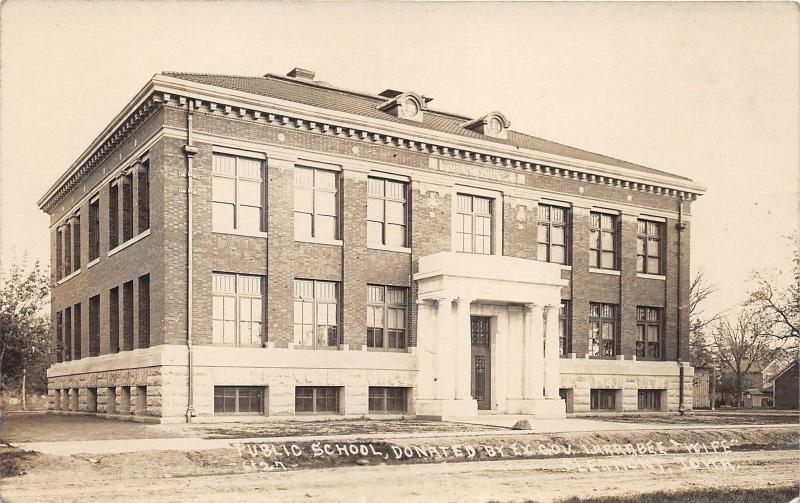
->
[2,449,797,503]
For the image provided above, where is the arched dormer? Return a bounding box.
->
[377,91,429,123]
[464,112,511,139]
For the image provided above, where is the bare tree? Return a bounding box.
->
[688,270,720,368]
[746,234,799,351]
[712,309,773,406]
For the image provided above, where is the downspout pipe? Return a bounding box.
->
[184,101,198,422]
[677,195,686,415]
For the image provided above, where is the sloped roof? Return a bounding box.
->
[161,71,692,182]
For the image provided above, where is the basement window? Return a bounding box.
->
[295,386,340,414]
[214,386,266,415]
[368,387,407,414]
[590,389,617,411]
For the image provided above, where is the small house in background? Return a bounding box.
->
[771,359,799,410]
[743,388,768,408]
[692,366,712,409]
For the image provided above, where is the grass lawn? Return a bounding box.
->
[583,411,798,425]
[553,485,799,502]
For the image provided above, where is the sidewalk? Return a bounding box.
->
[12,417,798,456]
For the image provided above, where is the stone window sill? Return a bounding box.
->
[213,229,268,239]
[86,257,100,269]
[56,268,81,286]
[295,236,343,247]
[589,268,620,276]
[108,229,151,257]
[637,273,666,281]
[368,243,411,254]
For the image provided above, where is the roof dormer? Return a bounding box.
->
[464,112,511,139]
[377,91,429,123]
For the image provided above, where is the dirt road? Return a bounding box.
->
[2,448,797,502]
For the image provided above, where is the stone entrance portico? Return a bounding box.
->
[414,252,568,419]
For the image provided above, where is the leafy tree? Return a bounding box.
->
[746,233,799,351]
[711,308,773,406]
[0,257,51,393]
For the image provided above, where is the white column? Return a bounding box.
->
[415,300,435,400]
[544,304,561,399]
[454,297,473,401]
[524,304,544,400]
[436,298,456,400]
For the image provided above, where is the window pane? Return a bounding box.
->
[239,206,262,232]
[212,203,235,230]
[551,245,565,264]
[551,226,565,245]
[368,178,384,197]
[601,232,614,250]
[386,181,405,200]
[457,194,471,212]
[294,167,314,187]
[212,155,236,176]
[538,224,549,244]
[474,197,490,215]
[386,224,406,247]
[212,177,236,203]
[367,221,383,245]
[601,251,615,269]
[294,187,313,213]
[367,198,384,222]
[238,159,262,180]
[238,180,262,206]
[590,230,600,249]
[316,215,337,239]
[315,191,337,216]
[385,201,405,224]
[537,243,549,261]
[315,170,337,190]
[538,204,550,221]
[551,207,565,223]
[316,281,337,300]
[239,299,251,321]
[648,257,661,274]
[294,212,312,238]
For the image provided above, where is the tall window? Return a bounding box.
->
[367,177,407,247]
[122,281,134,351]
[589,212,617,270]
[589,303,618,357]
[55,311,64,363]
[56,228,64,281]
[72,216,81,271]
[559,300,571,356]
[214,386,265,415]
[73,303,81,360]
[293,279,339,348]
[295,386,339,414]
[64,306,72,362]
[637,220,662,274]
[89,197,100,262]
[366,285,407,349]
[108,183,119,249]
[137,161,150,233]
[455,194,492,254]
[121,171,134,243]
[89,295,100,357]
[294,167,338,240]
[537,204,568,264]
[212,273,264,346]
[110,286,120,353]
[212,153,265,233]
[636,306,662,359]
[63,224,72,276]
[138,275,150,348]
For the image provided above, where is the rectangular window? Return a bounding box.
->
[214,386,265,415]
[293,279,339,348]
[295,386,339,414]
[72,216,81,271]
[367,177,408,247]
[89,295,100,357]
[638,389,662,411]
[590,389,617,411]
[589,212,617,270]
[137,161,150,233]
[55,228,64,281]
[368,387,407,414]
[212,153,265,233]
[537,204,568,264]
[73,303,81,360]
[455,193,492,254]
[109,287,119,353]
[637,220,662,274]
[64,306,72,362]
[122,171,134,243]
[138,275,150,348]
[366,285,407,350]
[63,223,72,276]
[293,166,338,240]
[559,300,571,356]
[55,311,64,363]
[636,306,662,359]
[122,281,134,351]
[589,303,618,357]
[89,198,100,262]
[109,182,119,249]
[212,273,265,346]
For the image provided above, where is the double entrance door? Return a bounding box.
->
[470,316,491,410]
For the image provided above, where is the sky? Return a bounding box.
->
[1,1,797,318]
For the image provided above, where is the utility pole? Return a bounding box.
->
[21,368,27,411]
[710,363,716,411]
